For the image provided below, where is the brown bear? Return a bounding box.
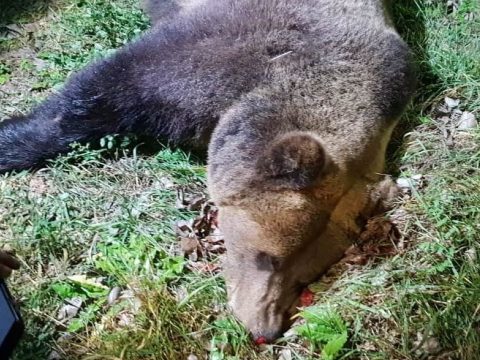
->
[0,0,415,341]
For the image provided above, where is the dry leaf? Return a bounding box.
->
[188,261,221,274]
[444,96,459,109]
[175,199,225,268]
[278,349,292,360]
[457,111,477,130]
[108,287,121,306]
[187,196,206,211]
[57,297,83,322]
[180,236,200,255]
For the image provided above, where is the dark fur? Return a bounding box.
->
[0,0,415,340]
[141,0,181,24]
[0,0,413,174]
[255,132,328,190]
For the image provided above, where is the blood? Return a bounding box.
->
[300,288,314,307]
[254,336,267,345]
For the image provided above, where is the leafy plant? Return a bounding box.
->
[296,307,348,360]
[208,316,253,360]
[95,233,186,283]
[51,277,108,332]
[0,62,11,84]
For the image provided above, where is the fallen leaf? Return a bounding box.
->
[188,261,221,274]
[465,248,477,264]
[48,350,62,360]
[344,252,369,266]
[57,297,83,322]
[358,217,399,251]
[342,216,400,266]
[33,58,47,71]
[118,290,142,312]
[175,188,187,209]
[457,111,477,130]
[396,177,413,190]
[175,220,194,237]
[180,236,200,255]
[29,175,50,196]
[413,332,442,355]
[444,96,460,109]
[117,311,135,327]
[435,103,451,116]
[357,341,377,352]
[108,287,121,306]
[157,176,174,189]
[278,349,292,360]
[175,200,224,262]
[187,195,206,211]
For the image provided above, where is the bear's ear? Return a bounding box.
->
[255,132,328,190]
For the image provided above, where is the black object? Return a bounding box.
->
[0,280,24,359]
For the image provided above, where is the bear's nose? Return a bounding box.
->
[253,328,284,344]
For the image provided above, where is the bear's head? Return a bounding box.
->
[208,130,362,341]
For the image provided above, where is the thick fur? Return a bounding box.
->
[0,0,415,340]
[141,0,206,25]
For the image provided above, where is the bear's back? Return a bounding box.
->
[119,0,411,148]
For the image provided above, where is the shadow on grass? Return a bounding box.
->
[0,0,53,54]
[386,0,440,175]
[0,0,52,25]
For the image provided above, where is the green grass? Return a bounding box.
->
[296,307,348,360]
[1,0,479,359]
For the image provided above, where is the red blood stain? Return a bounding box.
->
[300,288,314,307]
[254,336,267,345]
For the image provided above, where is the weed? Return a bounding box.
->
[296,307,348,360]
[208,316,254,360]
